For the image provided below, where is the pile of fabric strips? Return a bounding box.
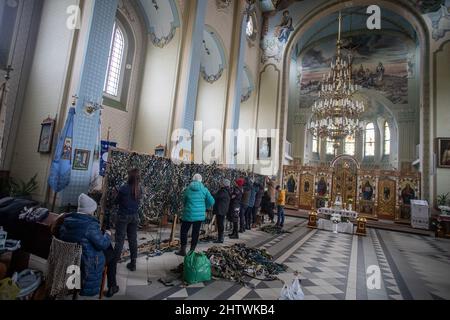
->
[19,206,49,223]
[104,150,266,225]
[205,244,287,284]
[260,225,291,235]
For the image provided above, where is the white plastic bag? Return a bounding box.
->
[280,277,304,300]
[290,277,304,300]
[279,283,294,300]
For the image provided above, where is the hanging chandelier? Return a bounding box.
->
[308,12,364,149]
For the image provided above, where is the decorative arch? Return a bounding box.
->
[331,155,361,170]
[137,0,181,48]
[277,0,431,200]
[200,25,227,84]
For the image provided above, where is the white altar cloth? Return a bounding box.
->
[317,219,354,234]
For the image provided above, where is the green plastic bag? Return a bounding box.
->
[183,251,211,285]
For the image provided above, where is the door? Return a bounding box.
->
[378,178,396,219]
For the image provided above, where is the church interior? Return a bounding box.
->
[0,0,450,302]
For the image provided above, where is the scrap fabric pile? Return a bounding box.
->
[104,149,265,224]
[260,225,291,235]
[205,244,287,284]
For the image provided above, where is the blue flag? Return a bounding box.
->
[48,107,76,193]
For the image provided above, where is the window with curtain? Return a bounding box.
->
[104,22,125,98]
[344,135,355,156]
[312,136,319,153]
[364,123,376,157]
[384,121,391,156]
[326,139,334,155]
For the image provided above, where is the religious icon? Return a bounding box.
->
[384,187,391,200]
[362,181,374,200]
[38,117,55,153]
[317,177,327,196]
[73,149,91,171]
[274,10,293,43]
[401,184,416,205]
[304,181,310,193]
[62,138,72,160]
[437,138,450,168]
[257,138,272,160]
[287,175,296,193]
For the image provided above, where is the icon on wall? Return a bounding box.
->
[38,117,56,153]
[73,149,91,171]
[257,137,272,160]
[437,138,450,168]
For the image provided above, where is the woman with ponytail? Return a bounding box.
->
[106,169,141,297]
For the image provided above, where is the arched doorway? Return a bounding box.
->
[277,0,431,202]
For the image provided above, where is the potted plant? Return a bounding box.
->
[9,174,39,200]
[437,193,450,215]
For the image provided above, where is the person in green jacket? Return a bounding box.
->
[176,173,215,256]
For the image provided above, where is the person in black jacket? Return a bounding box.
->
[213,179,231,243]
[252,183,264,227]
[260,191,271,224]
[240,178,251,233]
[229,179,244,239]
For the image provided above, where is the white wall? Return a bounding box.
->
[435,41,450,197]
[132,31,181,154]
[10,0,77,202]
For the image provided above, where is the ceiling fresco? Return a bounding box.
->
[298,33,413,108]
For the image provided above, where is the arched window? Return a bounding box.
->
[326,138,334,155]
[364,123,376,157]
[344,135,355,156]
[384,121,391,156]
[312,136,319,153]
[104,22,126,98]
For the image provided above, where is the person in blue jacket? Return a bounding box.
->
[58,193,111,297]
[176,174,215,256]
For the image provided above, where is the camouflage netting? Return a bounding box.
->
[103,149,265,226]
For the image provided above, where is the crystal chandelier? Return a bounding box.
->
[308,12,364,149]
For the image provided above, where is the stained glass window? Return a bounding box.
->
[104,23,125,97]
[344,135,355,156]
[384,121,391,156]
[364,123,375,157]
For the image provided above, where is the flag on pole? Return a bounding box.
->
[48,107,76,193]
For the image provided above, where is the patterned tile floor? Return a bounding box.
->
[50,216,449,300]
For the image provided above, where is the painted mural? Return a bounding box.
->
[260,10,295,62]
[298,33,411,107]
[426,0,450,40]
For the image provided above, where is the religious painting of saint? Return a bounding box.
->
[437,138,450,168]
[62,138,72,161]
[317,177,327,196]
[287,175,296,193]
[304,181,310,193]
[257,138,272,160]
[362,181,374,201]
[384,187,391,201]
[274,10,294,43]
[401,184,416,205]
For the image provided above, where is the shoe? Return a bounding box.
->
[229,233,239,239]
[126,262,136,272]
[105,286,119,298]
[213,239,224,244]
[175,245,187,256]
